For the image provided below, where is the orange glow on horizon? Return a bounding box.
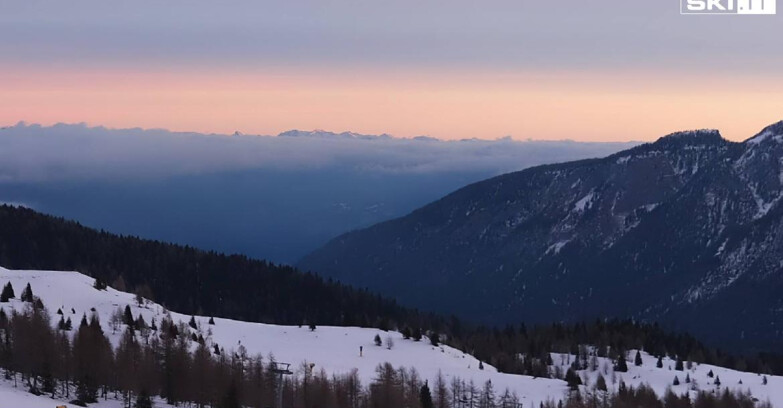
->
[3,66,782,142]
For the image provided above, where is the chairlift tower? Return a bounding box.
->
[271,362,293,408]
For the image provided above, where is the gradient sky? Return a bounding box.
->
[2,0,782,142]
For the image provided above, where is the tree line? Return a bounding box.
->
[0,204,447,331]
[0,298,769,408]
[2,204,783,379]
[446,319,783,378]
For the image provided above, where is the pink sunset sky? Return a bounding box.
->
[2,0,782,142]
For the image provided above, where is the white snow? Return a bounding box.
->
[4,267,783,407]
[574,191,596,212]
[747,181,781,220]
[0,267,567,406]
[554,351,779,406]
[0,379,174,408]
[746,130,774,145]
[545,240,571,255]
[642,203,659,212]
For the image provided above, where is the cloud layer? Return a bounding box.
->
[0,122,639,183]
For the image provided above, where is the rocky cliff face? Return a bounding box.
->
[300,121,783,351]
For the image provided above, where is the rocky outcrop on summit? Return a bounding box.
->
[300,121,783,351]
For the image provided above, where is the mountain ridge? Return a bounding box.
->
[299,120,783,352]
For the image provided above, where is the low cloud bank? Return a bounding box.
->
[0,122,639,182]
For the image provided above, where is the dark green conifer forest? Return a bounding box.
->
[3,204,783,379]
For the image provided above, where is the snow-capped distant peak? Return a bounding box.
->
[277,129,393,140]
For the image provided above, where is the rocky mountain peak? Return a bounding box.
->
[653,129,725,148]
[745,120,783,146]
[300,121,783,351]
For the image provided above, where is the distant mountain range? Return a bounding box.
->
[300,120,783,352]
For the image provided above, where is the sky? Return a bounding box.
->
[1,0,782,142]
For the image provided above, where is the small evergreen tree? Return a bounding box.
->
[707,369,714,378]
[675,356,684,371]
[419,381,434,408]
[673,376,680,386]
[565,368,582,390]
[479,361,484,370]
[618,380,627,394]
[714,375,721,387]
[189,315,197,329]
[309,323,316,331]
[412,327,422,341]
[656,356,663,369]
[430,331,440,347]
[374,334,382,346]
[595,374,607,392]
[208,316,215,325]
[64,317,73,331]
[0,282,15,302]
[763,376,768,385]
[685,373,691,383]
[614,351,628,372]
[635,350,643,366]
[136,314,147,330]
[123,305,135,327]
[402,327,412,339]
[93,278,107,290]
[20,282,33,302]
[76,380,98,404]
[213,344,221,355]
[168,322,179,337]
[135,389,153,408]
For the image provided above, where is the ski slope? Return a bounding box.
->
[0,267,566,406]
[2,266,782,407]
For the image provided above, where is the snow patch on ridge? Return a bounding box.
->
[573,191,596,212]
[545,240,571,255]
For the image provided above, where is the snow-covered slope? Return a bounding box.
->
[0,381,173,408]
[553,351,779,405]
[2,266,782,407]
[0,267,566,406]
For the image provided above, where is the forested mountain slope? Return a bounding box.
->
[0,204,431,329]
[300,121,783,352]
